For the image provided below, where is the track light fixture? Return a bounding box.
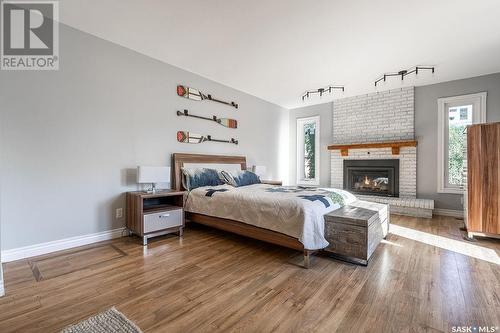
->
[374,66,435,87]
[302,85,345,101]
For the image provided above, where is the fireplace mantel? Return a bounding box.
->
[327,140,417,156]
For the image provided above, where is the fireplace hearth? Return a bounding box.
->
[343,159,399,197]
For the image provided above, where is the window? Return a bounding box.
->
[449,108,457,121]
[437,92,486,194]
[459,108,468,120]
[297,116,320,185]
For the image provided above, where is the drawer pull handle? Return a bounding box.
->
[159,214,170,218]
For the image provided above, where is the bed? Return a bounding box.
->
[172,153,356,267]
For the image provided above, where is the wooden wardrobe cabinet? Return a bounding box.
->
[466,122,500,239]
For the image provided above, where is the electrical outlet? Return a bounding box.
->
[115,208,123,219]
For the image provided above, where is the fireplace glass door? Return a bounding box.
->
[343,160,399,197]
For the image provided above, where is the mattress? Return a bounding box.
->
[184,183,357,250]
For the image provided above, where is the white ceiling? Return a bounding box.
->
[59,0,500,109]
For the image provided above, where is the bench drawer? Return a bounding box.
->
[143,209,183,233]
[324,222,367,260]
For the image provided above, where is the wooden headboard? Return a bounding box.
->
[171,153,247,190]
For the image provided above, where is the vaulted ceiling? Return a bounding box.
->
[59,0,500,108]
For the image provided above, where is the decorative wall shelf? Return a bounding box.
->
[327,140,418,156]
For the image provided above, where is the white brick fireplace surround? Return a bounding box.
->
[330,87,434,218]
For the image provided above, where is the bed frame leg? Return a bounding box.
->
[303,250,311,269]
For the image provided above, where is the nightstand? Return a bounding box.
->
[260,180,282,186]
[126,190,186,245]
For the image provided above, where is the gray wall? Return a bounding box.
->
[288,103,332,186]
[415,72,500,210]
[0,24,288,250]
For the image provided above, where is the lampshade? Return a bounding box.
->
[137,166,170,184]
[252,165,266,177]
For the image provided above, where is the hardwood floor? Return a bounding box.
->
[0,215,499,332]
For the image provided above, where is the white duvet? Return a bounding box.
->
[184,184,357,250]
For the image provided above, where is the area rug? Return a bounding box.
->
[61,307,143,333]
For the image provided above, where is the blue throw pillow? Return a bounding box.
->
[220,170,261,187]
[181,168,224,190]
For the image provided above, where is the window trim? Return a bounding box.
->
[296,115,320,186]
[437,92,487,194]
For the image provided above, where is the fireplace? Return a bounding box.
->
[343,159,399,197]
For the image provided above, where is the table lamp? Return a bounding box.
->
[137,166,170,193]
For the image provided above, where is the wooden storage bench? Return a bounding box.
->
[323,200,389,265]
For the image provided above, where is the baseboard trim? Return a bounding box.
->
[1,228,126,263]
[433,208,464,218]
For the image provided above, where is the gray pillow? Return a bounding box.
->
[220,170,261,187]
[181,168,224,190]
